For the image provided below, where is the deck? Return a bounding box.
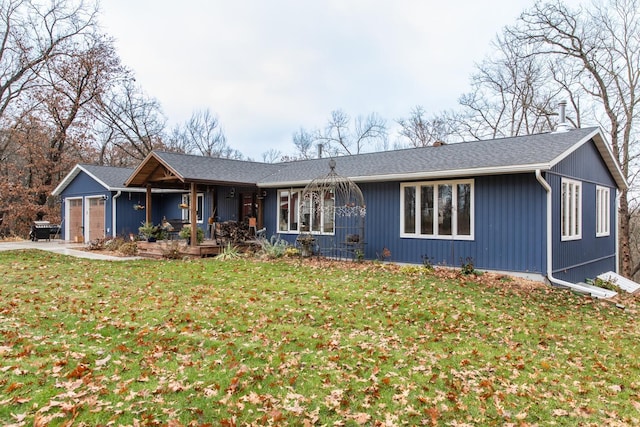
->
[137,240,224,258]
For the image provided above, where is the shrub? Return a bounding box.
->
[216,243,241,261]
[118,242,138,256]
[179,225,204,243]
[258,235,290,258]
[161,241,183,259]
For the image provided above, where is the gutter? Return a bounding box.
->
[535,170,616,299]
[112,191,122,238]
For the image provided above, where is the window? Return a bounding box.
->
[278,188,334,234]
[400,180,474,240]
[561,178,581,240]
[181,193,204,223]
[596,186,610,237]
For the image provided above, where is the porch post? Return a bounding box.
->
[146,186,152,224]
[257,195,264,229]
[190,182,197,247]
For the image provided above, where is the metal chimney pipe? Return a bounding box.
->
[554,100,570,133]
[317,143,323,158]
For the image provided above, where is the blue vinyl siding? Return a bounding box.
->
[357,175,546,274]
[550,140,618,282]
[264,175,547,275]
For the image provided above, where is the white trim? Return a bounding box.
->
[64,197,83,241]
[276,188,335,235]
[111,191,121,238]
[595,186,610,237]
[535,170,616,298]
[182,193,204,224]
[399,179,474,240]
[561,178,582,241]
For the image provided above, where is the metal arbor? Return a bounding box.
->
[298,159,366,259]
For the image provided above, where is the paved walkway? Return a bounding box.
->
[0,240,142,261]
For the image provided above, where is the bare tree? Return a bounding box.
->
[291,109,388,157]
[0,0,97,120]
[94,78,166,165]
[261,148,282,163]
[291,127,316,160]
[168,109,242,158]
[458,30,561,141]
[508,0,640,277]
[397,106,452,147]
[23,35,119,214]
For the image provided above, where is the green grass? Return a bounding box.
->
[1,250,639,426]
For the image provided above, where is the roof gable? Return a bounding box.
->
[52,164,138,196]
[126,151,281,188]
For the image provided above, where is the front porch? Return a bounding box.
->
[136,240,224,258]
[136,237,260,259]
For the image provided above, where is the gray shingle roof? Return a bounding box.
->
[55,126,623,197]
[257,127,612,185]
[80,164,136,189]
[153,151,281,184]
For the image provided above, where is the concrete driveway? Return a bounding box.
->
[0,240,141,261]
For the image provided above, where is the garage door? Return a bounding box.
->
[67,199,83,241]
[87,198,105,241]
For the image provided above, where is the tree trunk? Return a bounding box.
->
[619,190,631,276]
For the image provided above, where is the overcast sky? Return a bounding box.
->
[98,0,563,159]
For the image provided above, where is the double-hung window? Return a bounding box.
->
[596,186,610,237]
[278,189,335,234]
[561,178,582,240]
[181,193,204,224]
[400,179,474,240]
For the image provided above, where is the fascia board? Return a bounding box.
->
[52,165,110,196]
[548,128,627,190]
[257,163,551,188]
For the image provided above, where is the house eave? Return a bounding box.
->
[550,127,627,190]
[257,164,552,188]
[52,165,110,196]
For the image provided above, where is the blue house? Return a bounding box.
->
[54,126,626,290]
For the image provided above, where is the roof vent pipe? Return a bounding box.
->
[317,143,323,158]
[555,100,571,133]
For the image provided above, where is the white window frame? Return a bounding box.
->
[596,186,610,237]
[277,188,335,235]
[181,193,204,224]
[561,178,582,241]
[400,179,474,240]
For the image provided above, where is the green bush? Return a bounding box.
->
[179,225,204,243]
[257,235,290,258]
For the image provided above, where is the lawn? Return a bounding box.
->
[0,250,639,426]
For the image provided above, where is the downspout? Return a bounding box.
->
[535,170,616,298]
[112,191,121,238]
[615,191,621,274]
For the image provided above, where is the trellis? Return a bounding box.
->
[298,159,366,259]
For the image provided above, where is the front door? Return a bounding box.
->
[87,197,105,241]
